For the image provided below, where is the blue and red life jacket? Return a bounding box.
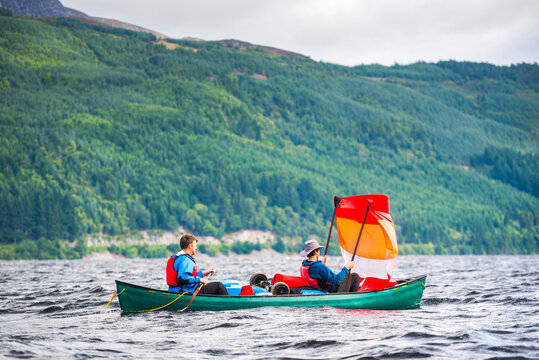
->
[166,252,198,287]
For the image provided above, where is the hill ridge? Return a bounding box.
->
[0,0,309,59]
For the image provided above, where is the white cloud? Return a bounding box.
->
[61,0,539,66]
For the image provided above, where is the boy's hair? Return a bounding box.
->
[307,248,320,258]
[180,234,198,249]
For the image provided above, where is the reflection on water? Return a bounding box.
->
[1,255,538,359]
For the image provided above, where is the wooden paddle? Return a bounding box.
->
[180,273,213,312]
[322,197,340,262]
[324,202,337,258]
[337,201,370,292]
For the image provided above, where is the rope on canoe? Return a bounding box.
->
[103,288,125,313]
[103,290,117,313]
[104,289,188,313]
[134,292,189,313]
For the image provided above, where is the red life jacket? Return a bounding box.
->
[166,252,198,287]
[299,264,322,289]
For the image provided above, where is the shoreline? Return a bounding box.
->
[85,228,296,247]
[82,248,290,260]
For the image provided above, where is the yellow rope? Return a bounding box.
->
[134,292,188,313]
[103,291,117,313]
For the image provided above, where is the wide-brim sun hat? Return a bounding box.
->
[299,239,324,257]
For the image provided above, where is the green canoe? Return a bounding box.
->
[115,275,427,313]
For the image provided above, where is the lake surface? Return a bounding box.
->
[1,255,538,359]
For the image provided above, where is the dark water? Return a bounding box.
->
[1,255,538,359]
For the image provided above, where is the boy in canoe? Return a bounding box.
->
[167,234,229,295]
[299,239,360,292]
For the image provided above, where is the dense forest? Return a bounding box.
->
[0,12,537,259]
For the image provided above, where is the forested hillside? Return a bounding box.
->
[0,13,537,258]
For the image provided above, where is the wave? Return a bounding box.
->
[8,350,38,359]
[422,297,461,305]
[39,305,64,313]
[403,331,437,338]
[202,322,242,331]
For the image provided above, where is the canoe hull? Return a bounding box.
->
[115,275,426,313]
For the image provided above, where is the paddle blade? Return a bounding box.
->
[337,271,351,293]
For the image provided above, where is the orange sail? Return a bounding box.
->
[335,195,398,291]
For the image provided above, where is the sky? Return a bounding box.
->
[61,0,539,67]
